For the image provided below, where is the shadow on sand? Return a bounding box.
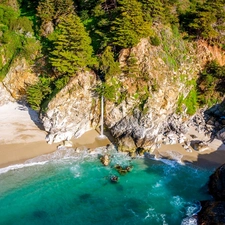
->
[17,100,45,131]
[192,143,225,170]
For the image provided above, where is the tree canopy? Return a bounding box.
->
[49,13,96,77]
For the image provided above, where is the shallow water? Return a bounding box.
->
[0,147,213,225]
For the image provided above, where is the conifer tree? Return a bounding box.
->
[140,0,164,23]
[50,13,96,77]
[37,0,75,36]
[99,46,121,80]
[111,0,152,48]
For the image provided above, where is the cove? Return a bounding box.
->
[0,147,213,225]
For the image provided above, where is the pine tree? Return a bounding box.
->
[37,0,75,36]
[111,0,152,48]
[50,13,96,76]
[140,0,164,23]
[99,46,121,80]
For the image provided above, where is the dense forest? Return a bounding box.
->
[0,0,225,112]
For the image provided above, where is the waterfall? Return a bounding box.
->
[99,95,106,138]
[100,95,104,136]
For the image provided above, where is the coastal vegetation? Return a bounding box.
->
[0,0,224,113]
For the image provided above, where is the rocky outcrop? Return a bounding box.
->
[198,201,225,225]
[208,164,225,200]
[198,164,225,224]
[2,58,38,100]
[0,82,15,106]
[104,34,201,153]
[42,71,99,143]
[40,27,225,149]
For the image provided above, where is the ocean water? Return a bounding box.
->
[0,146,213,225]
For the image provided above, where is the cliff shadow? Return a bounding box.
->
[192,143,225,170]
[17,100,45,131]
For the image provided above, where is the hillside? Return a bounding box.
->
[0,0,225,152]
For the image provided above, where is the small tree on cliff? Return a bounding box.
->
[111,0,152,48]
[49,13,96,77]
[99,46,121,80]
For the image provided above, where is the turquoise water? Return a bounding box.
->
[0,147,213,225]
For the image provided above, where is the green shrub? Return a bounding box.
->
[26,76,52,110]
[150,35,161,46]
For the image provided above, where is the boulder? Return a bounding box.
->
[208,163,225,200]
[198,201,225,225]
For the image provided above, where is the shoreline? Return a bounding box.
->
[0,102,225,170]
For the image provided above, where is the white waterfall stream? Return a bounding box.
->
[99,95,105,138]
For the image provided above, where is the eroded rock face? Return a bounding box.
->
[0,83,15,106]
[2,58,38,100]
[104,36,200,153]
[42,71,99,143]
[208,163,225,200]
[198,201,225,225]
[41,29,224,148]
[198,164,225,224]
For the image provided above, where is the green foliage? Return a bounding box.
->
[179,0,225,42]
[99,46,121,80]
[49,13,96,77]
[26,75,52,110]
[150,35,161,46]
[111,0,153,48]
[94,77,125,103]
[54,76,70,90]
[37,0,75,36]
[0,3,41,80]
[197,60,225,106]
[122,53,140,78]
[140,0,165,23]
[176,88,198,115]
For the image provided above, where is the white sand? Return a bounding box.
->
[0,102,110,168]
[0,102,46,144]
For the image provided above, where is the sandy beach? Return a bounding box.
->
[0,101,224,170]
[0,102,110,168]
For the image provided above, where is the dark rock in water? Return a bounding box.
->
[198,163,225,224]
[79,193,92,201]
[33,210,48,219]
[198,201,225,225]
[114,164,133,175]
[208,163,225,200]
[110,175,119,183]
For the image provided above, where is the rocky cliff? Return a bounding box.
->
[2,58,38,101]
[41,71,100,143]
[1,27,224,152]
[198,163,225,224]
[40,27,224,151]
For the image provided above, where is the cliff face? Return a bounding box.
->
[42,71,100,143]
[104,32,205,153]
[2,58,38,100]
[40,28,224,150]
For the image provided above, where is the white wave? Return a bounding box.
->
[181,216,197,225]
[170,195,184,208]
[153,180,163,188]
[186,202,201,217]
[0,161,48,174]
